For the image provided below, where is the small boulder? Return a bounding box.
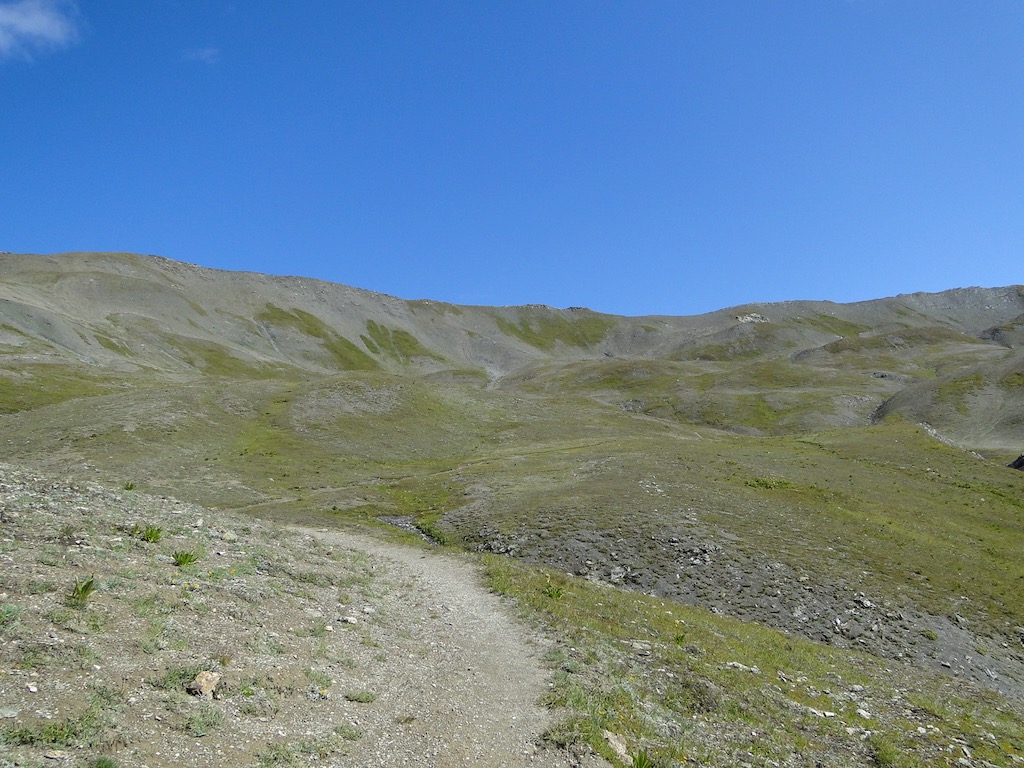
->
[186,670,222,698]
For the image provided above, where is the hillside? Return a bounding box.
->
[2,251,1024,766]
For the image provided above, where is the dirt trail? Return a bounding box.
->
[0,465,607,768]
[293,528,606,768]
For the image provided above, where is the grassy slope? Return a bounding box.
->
[2,374,1023,765]
[1,368,1022,634]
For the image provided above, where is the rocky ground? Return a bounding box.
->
[469,515,1024,702]
[0,463,607,768]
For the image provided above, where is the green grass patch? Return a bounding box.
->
[361,319,442,362]
[493,309,615,351]
[163,334,282,378]
[257,304,379,370]
[0,365,115,414]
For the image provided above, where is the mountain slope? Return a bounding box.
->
[2,251,1024,753]
[6,253,1024,667]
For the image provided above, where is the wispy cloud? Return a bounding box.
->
[0,0,79,61]
[182,46,219,64]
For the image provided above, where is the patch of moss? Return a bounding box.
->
[1000,371,1024,389]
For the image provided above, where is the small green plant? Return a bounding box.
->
[88,758,121,768]
[212,651,233,667]
[542,574,564,599]
[630,750,664,768]
[139,525,162,543]
[344,689,376,703]
[66,576,96,608]
[122,481,136,491]
[172,550,200,567]
[921,628,938,641]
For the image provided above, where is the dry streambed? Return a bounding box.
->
[0,465,603,768]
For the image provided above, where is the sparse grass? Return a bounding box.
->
[745,476,795,490]
[0,603,23,635]
[4,275,1024,767]
[182,702,223,737]
[483,553,1024,766]
[305,667,332,689]
[3,713,101,747]
[344,690,376,703]
[334,723,362,741]
[1,685,121,749]
[255,733,347,767]
[257,304,379,370]
[154,663,205,692]
[0,364,115,414]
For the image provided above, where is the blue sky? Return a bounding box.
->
[2,1,1021,316]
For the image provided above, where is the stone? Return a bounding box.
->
[185,670,221,698]
[602,730,632,764]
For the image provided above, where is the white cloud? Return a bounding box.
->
[182,46,219,64]
[0,0,78,60]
